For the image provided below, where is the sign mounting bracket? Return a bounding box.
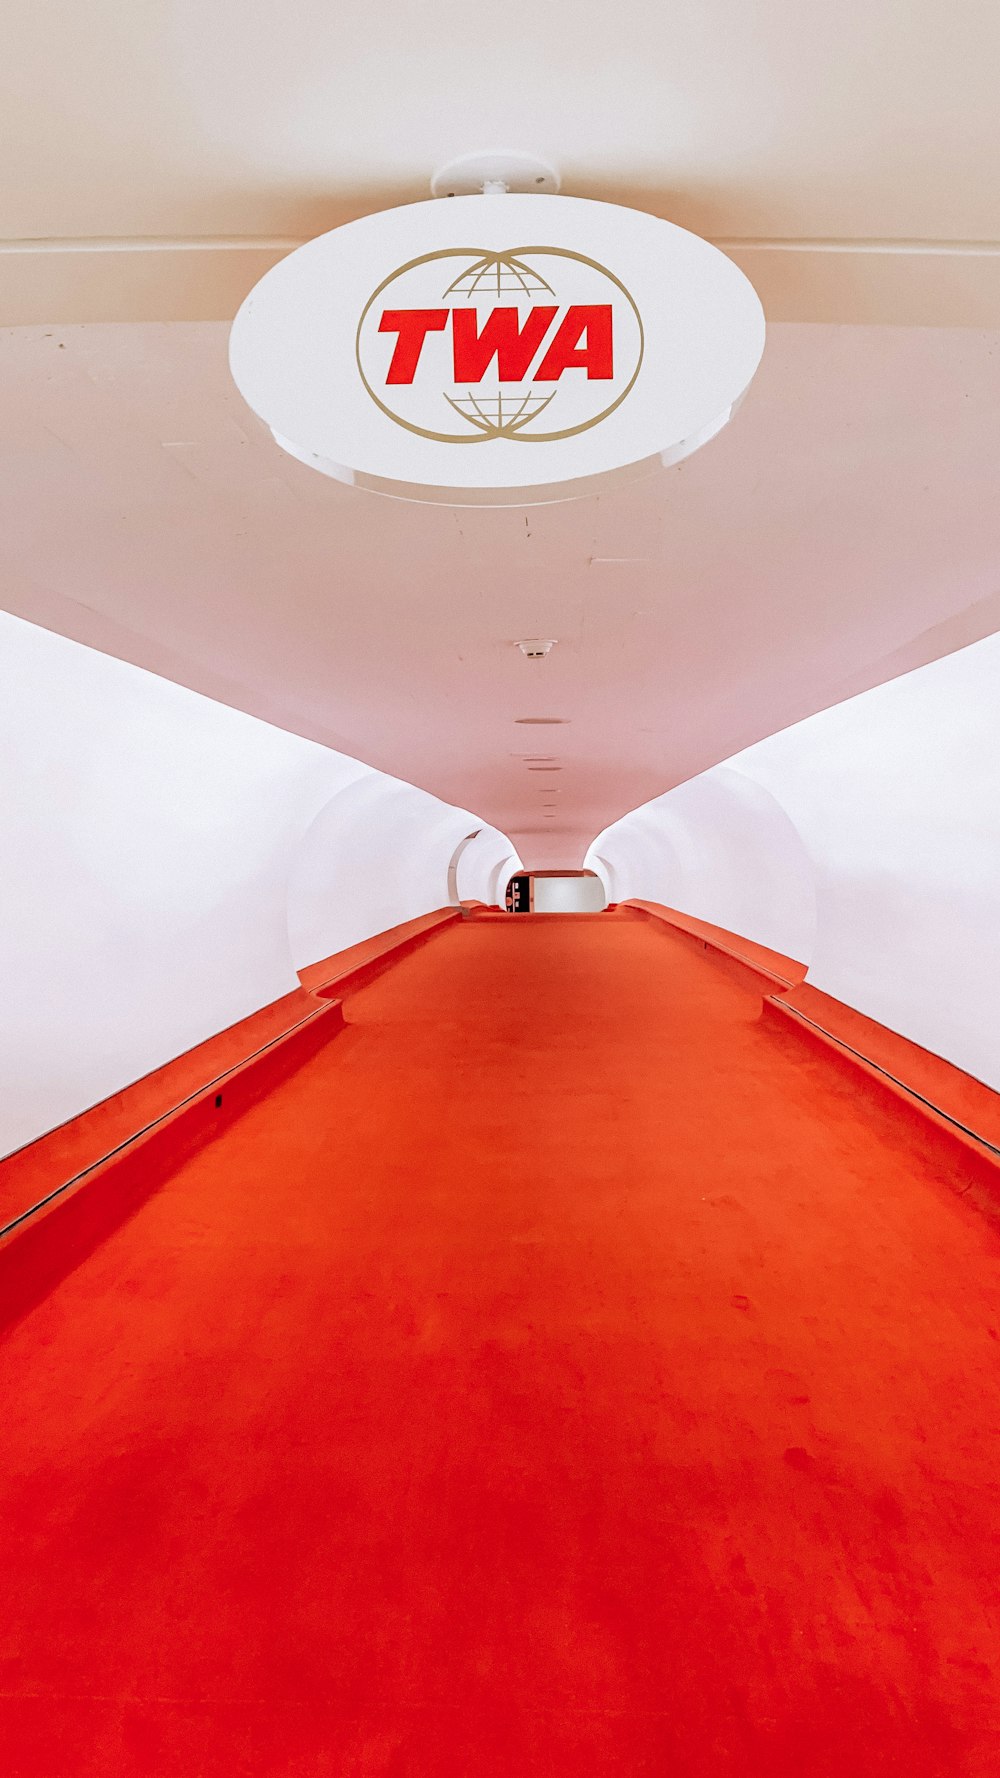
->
[430,151,562,200]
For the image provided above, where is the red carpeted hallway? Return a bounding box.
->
[2,911,999,1775]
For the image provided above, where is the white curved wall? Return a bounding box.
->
[589,632,1000,1090]
[0,611,510,1157]
[589,768,817,961]
[452,827,521,908]
[285,785,513,964]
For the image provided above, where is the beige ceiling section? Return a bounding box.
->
[3,320,1000,867]
[3,0,1000,324]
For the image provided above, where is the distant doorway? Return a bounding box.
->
[504,870,607,914]
[505,873,531,913]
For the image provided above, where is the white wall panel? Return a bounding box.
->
[532,876,607,914]
[589,768,816,961]
[285,780,511,965]
[0,612,508,1156]
[589,634,1000,1090]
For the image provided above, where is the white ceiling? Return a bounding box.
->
[3,2,1000,866]
[4,321,1000,867]
[4,0,1000,324]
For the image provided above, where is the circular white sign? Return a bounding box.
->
[230,195,765,506]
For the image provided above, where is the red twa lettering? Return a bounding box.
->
[377,303,616,385]
[379,309,448,384]
[535,305,614,381]
[452,306,557,384]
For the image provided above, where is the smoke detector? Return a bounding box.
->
[516,638,556,659]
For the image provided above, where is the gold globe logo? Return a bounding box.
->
[356,247,644,445]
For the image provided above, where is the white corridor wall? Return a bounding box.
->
[589,767,817,959]
[286,789,517,963]
[589,630,1000,1091]
[0,611,510,1157]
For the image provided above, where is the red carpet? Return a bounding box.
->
[1,913,999,1774]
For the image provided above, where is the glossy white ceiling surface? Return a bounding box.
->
[3,2,1000,867]
[4,320,1000,868]
[4,0,998,238]
[3,0,1000,324]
